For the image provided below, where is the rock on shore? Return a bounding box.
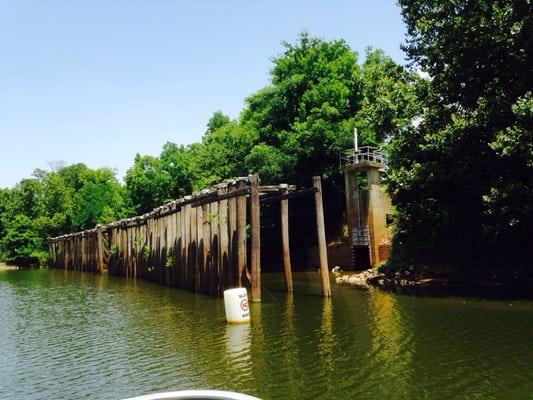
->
[335,269,382,289]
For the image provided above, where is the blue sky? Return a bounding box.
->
[0,0,407,188]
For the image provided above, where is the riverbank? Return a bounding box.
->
[0,262,18,271]
[336,265,533,298]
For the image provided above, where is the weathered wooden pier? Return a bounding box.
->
[48,175,331,301]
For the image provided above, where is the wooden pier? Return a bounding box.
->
[48,175,331,300]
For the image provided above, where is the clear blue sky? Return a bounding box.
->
[0,0,407,188]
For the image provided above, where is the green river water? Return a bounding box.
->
[0,268,532,399]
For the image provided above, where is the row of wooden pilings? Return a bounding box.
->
[48,175,331,301]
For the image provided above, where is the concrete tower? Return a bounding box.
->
[342,141,392,268]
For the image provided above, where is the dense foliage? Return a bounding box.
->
[388,0,532,269]
[0,165,132,266]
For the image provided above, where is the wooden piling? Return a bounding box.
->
[209,194,219,296]
[175,207,182,288]
[313,176,331,297]
[202,201,211,294]
[183,200,191,289]
[236,179,247,287]
[218,184,229,294]
[196,202,204,292]
[190,204,197,291]
[280,184,293,292]
[168,212,175,285]
[227,182,237,287]
[250,174,261,302]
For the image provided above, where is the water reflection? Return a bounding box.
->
[318,299,335,393]
[367,289,413,397]
[224,323,251,359]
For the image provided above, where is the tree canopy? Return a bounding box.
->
[0,165,132,266]
[387,0,532,268]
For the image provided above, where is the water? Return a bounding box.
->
[0,269,532,399]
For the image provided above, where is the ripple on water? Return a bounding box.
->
[1,270,533,399]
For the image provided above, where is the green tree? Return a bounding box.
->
[71,168,131,230]
[388,0,532,268]
[241,32,362,185]
[194,121,257,189]
[358,48,419,144]
[159,142,195,197]
[0,214,46,266]
[125,154,174,214]
[0,163,132,266]
[206,111,231,133]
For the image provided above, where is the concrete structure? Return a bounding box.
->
[342,146,392,268]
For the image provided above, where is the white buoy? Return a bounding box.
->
[224,288,250,324]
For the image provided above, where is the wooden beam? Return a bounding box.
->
[236,179,247,287]
[202,202,211,294]
[313,176,331,297]
[218,184,229,295]
[190,205,197,291]
[228,182,237,287]
[184,201,192,290]
[175,209,182,288]
[280,184,293,292]
[250,174,261,302]
[209,197,219,296]
[196,203,204,292]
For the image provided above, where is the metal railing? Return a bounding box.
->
[342,146,387,166]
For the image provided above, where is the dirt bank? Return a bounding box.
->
[0,262,18,271]
[336,266,533,299]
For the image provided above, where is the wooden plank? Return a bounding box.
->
[183,201,191,289]
[81,234,86,271]
[313,176,331,297]
[209,198,219,296]
[132,226,138,279]
[159,216,163,281]
[138,224,144,279]
[202,202,211,294]
[249,174,261,302]
[236,179,247,287]
[179,207,185,287]
[218,184,229,294]
[280,184,293,291]
[227,182,237,287]
[189,188,250,208]
[259,185,297,192]
[196,204,204,292]
[259,188,317,204]
[190,205,197,291]
[155,218,161,282]
[162,216,168,284]
[126,227,131,277]
[176,209,183,288]
[126,228,130,277]
[168,209,175,287]
[145,220,151,279]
